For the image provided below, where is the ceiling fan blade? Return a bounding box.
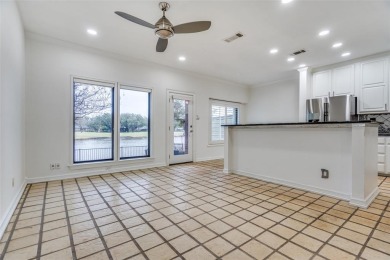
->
[115,11,155,29]
[156,38,168,52]
[173,21,211,34]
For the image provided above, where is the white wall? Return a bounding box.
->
[25,34,249,182]
[246,78,299,123]
[0,0,26,236]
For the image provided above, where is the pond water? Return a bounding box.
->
[75,137,147,149]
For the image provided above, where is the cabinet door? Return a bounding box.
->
[359,58,389,113]
[360,84,387,111]
[362,59,387,85]
[332,65,354,96]
[313,70,331,98]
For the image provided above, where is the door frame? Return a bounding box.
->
[166,90,196,165]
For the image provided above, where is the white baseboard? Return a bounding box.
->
[0,180,27,240]
[195,156,223,162]
[234,169,351,201]
[26,162,166,183]
[349,187,379,208]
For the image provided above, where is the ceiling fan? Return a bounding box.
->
[115,2,211,52]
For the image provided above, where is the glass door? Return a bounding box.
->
[169,94,193,164]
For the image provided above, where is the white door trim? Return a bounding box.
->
[166,90,196,165]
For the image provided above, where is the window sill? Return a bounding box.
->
[68,157,155,170]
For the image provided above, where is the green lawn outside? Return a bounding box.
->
[75,131,148,139]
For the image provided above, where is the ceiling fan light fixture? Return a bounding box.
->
[155,16,174,39]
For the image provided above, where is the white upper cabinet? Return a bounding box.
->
[312,70,331,98]
[312,65,354,98]
[359,58,389,113]
[332,65,354,96]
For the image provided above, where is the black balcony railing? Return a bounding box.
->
[74,146,148,162]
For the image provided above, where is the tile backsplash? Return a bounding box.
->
[359,114,390,135]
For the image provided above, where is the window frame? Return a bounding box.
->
[70,76,153,166]
[72,77,115,164]
[118,84,152,160]
[209,99,240,145]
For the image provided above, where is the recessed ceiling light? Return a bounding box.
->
[87,29,97,35]
[178,56,186,61]
[281,0,293,4]
[299,64,306,68]
[332,42,343,48]
[318,30,330,36]
[270,48,278,54]
[287,57,295,62]
[341,52,351,57]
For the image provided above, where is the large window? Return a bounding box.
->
[73,79,114,163]
[119,87,150,159]
[210,100,240,144]
[72,78,151,164]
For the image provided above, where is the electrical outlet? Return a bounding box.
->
[321,169,329,179]
[50,163,56,170]
[55,163,61,169]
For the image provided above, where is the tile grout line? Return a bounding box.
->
[139,166,367,259]
[1,161,390,260]
[61,180,77,260]
[74,178,113,259]
[135,168,284,259]
[86,176,150,260]
[112,170,257,259]
[99,174,188,259]
[356,198,390,258]
[0,185,32,260]
[125,168,301,259]
[36,182,48,260]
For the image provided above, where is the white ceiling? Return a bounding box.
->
[17,0,390,86]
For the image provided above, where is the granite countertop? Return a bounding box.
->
[223,120,379,128]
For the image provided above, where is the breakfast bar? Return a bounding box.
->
[223,121,380,208]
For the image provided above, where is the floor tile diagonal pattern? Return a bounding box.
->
[0,160,390,260]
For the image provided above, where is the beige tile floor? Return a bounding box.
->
[0,160,390,260]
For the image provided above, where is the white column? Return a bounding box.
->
[297,67,312,122]
[223,126,232,174]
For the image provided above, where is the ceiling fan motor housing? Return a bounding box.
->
[155,16,174,39]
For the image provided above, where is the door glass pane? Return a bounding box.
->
[73,82,113,163]
[173,98,189,155]
[120,89,150,158]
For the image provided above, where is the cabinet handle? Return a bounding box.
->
[386,104,387,110]
[328,91,330,97]
[333,91,334,96]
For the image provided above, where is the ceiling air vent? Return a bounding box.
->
[291,49,306,56]
[224,32,244,43]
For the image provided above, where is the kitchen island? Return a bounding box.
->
[223,121,380,208]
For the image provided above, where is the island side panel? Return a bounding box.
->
[228,126,353,200]
[350,125,379,207]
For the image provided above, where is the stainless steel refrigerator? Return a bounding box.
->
[326,95,357,122]
[306,95,357,122]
